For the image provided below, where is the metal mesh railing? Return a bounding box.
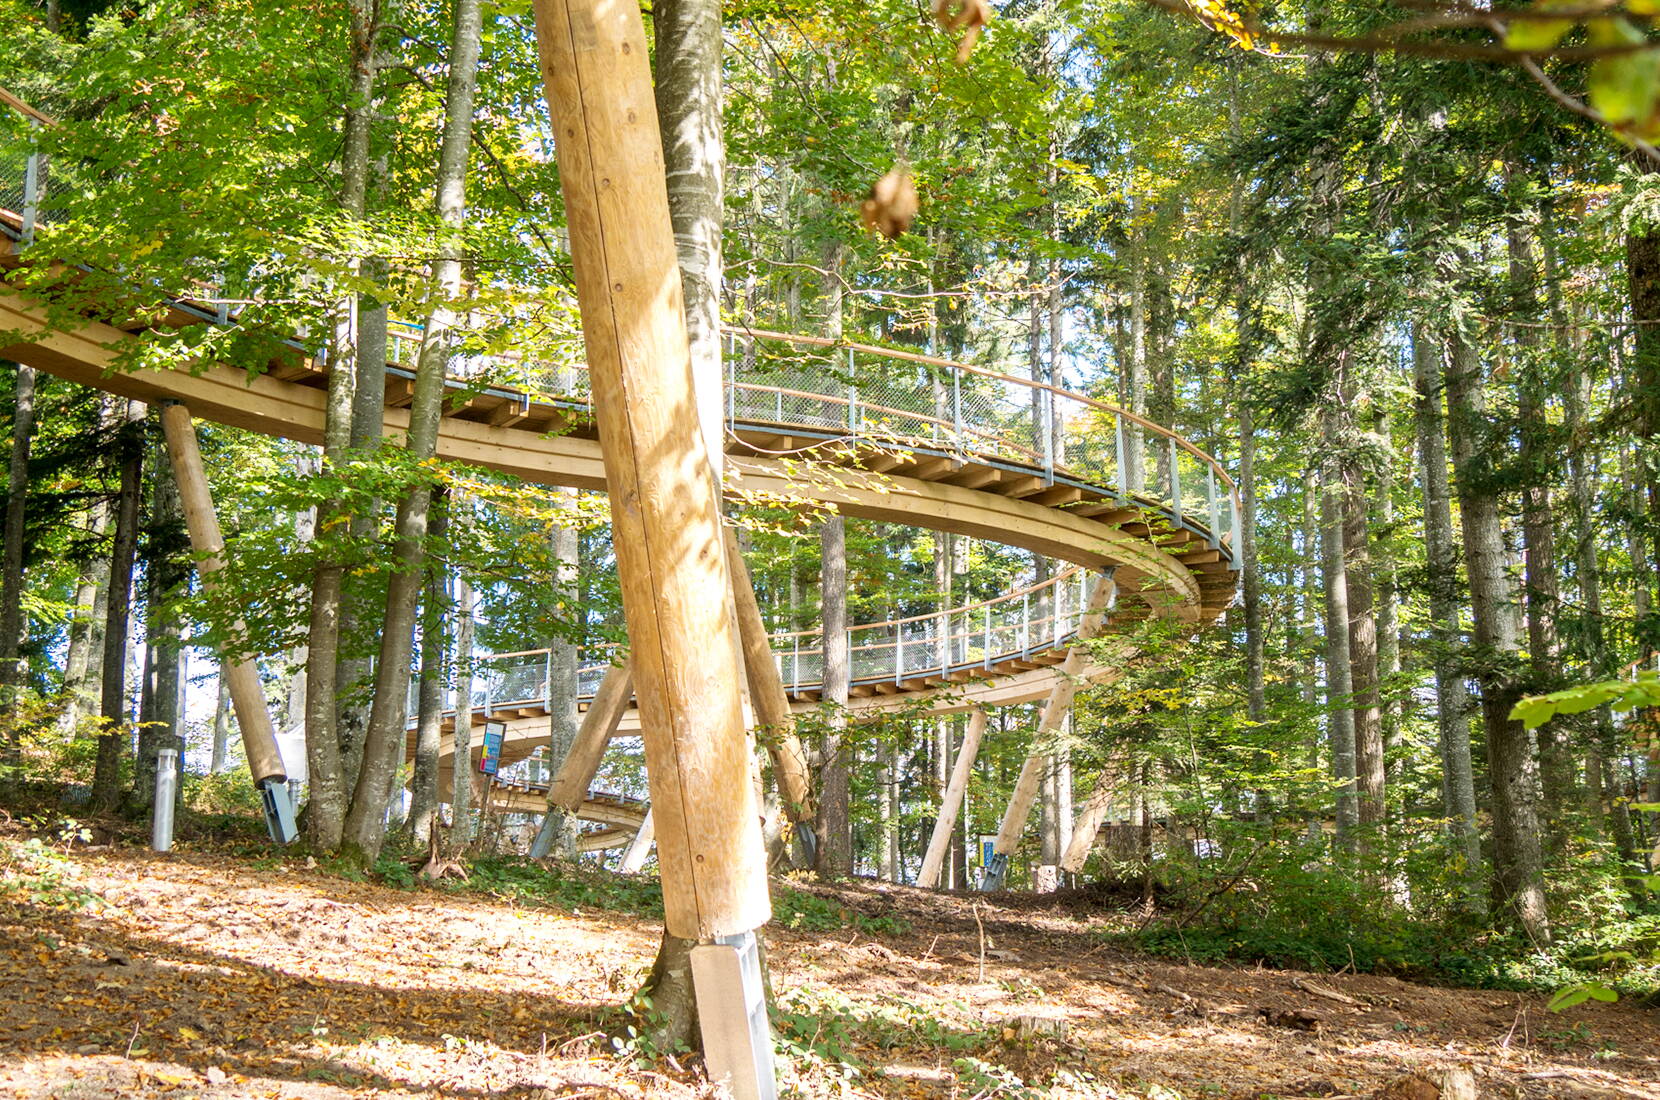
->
[416,567,1101,719]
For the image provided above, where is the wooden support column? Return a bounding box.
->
[916,707,987,889]
[987,571,1116,873]
[546,659,632,811]
[619,806,656,872]
[1059,775,1114,873]
[724,527,813,822]
[531,0,770,940]
[158,403,287,786]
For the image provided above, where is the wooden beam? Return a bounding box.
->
[906,455,960,481]
[994,474,1045,498]
[158,404,287,786]
[916,707,987,889]
[618,807,656,873]
[1060,776,1114,873]
[989,572,1117,862]
[944,465,1001,490]
[545,660,632,811]
[532,0,770,940]
[1030,485,1083,507]
[724,527,814,823]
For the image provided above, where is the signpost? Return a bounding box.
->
[479,720,505,777]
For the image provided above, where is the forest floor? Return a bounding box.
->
[1,829,1657,1100]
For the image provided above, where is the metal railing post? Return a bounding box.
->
[1040,390,1054,484]
[727,347,737,424]
[21,141,41,246]
[544,649,555,711]
[952,368,964,453]
[983,604,992,669]
[1168,437,1183,521]
[1021,592,1030,658]
[1114,418,1128,501]
[1206,468,1221,549]
[895,629,904,685]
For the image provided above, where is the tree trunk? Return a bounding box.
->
[0,363,37,710]
[1510,215,1572,851]
[533,486,582,859]
[817,512,852,878]
[1319,446,1358,843]
[339,0,480,861]
[407,487,450,847]
[1445,329,1550,943]
[303,0,384,851]
[451,570,476,848]
[210,673,232,774]
[1343,459,1385,834]
[132,426,185,813]
[653,0,724,478]
[1411,324,1484,908]
[91,399,145,811]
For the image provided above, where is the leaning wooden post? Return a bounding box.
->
[543,658,633,814]
[619,806,657,872]
[1059,774,1115,873]
[724,527,815,834]
[982,568,1116,890]
[158,402,297,843]
[917,707,987,889]
[530,2,774,1094]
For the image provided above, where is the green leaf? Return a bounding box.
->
[1506,0,1580,52]
[1548,986,1593,1012]
[1587,18,1660,125]
[1587,984,1620,1002]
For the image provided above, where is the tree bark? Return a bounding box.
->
[338,0,481,861]
[653,0,724,479]
[817,512,852,878]
[1411,324,1485,909]
[1510,216,1572,850]
[0,363,37,709]
[1343,459,1385,834]
[303,0,386,851]
[132,425,186,812]
[408,487,450,847]
[91,399,144,811]
[1445,329,1550,943]
[210,673,232,774]
[1319,446,1359,843]
[451,570,477,848]
[533,486,582,859]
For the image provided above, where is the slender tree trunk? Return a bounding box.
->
[653,0,724,475]
[91,399,145,811]
[407,487,450,846]
[60,494,111,732]
[1343,458,1385,834]
[1319,444,1359,843]
[303,0,384,851]
[210,673,232,774]
[340,0,483,861]
[0,364,37,711]
[818,513,852,877]
[532,486,582,859]
[132,428,185,812]
[1412,324,1484,908]
[1445,328,1551,943]
[451,570,476,848]
[1510,216,1573,852]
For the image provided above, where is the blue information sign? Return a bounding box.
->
[479,721,506,775]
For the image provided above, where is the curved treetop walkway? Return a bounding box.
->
[0,144,1237,854]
